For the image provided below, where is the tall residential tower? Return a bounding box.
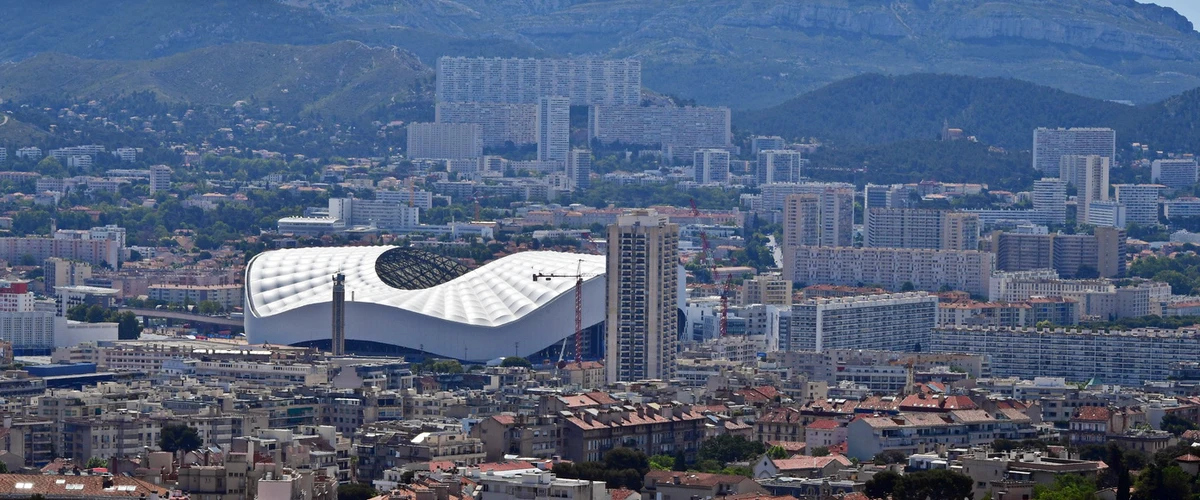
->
[606,210,679,383]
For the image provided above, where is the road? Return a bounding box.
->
[118,307,243,328]
[767,235,783,269]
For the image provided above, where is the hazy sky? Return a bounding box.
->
[1149,0,1200,31]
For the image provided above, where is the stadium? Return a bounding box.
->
[244,246,607,362]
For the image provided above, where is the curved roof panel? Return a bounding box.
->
[246,247,606,328]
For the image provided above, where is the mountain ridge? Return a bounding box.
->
[1,1,1198,109]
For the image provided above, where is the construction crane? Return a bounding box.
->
[532,260,598,367]
[692,199,731,337]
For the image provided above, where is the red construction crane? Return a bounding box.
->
[533,260,598,366]
[692,199,730,337]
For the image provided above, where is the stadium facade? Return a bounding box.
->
[245,247,607,362]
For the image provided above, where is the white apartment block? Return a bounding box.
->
[1059,155,1093,187]
[1164,197,1200,219]
[931,326,1200,386]
[536,97,570,162]
[113,147,138,162]
[1152,158,1199,190]
[784,246,995,296]
[759,182,855,212]
[693,149,731,184]
[756,150,806,185]
[376,189,434,210]
[195,360,329,387]
[1032,128,1115,177]
[783,190,854,248]
[406,122,483,160]
[1113,184,1163,226]
[148,283,244,310]
[435,102,537,147]
[149,164,172,194]
[1078,155,1110,223]
[865,209,979,251]
[15,147,42,160]
[987,269,1114,302]
[567,149,592,191]
[436,57,641,105]
[0,147,6,163]
[789,293,938,352]
[473,470,609,500]
[0,236,120,268]
[1033,178,1067,225]
[1086,200,1126,228]
[588,105,731,149]
[328,197,419,232]
[751,136,786,155]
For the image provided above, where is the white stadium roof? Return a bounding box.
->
[245,247,607,360]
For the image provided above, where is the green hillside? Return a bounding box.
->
[0,41,434,119]
[737,73,1200,153]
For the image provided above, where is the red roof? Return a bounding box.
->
[491,415,516,425]
[1176,454,1200,463]
[610,488,638,500]
[806,419,840,430]
[1073,407,1111,422]
[771,455,852,471]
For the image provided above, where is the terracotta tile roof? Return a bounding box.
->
[558,395,600,408]
[584,391,620,405]
[806,419,840,430]
[610,487,638,500]
[771,454,853,471]
[759,407,803,424]
[1072,407,1111,422]
[0,474,164,498]
[950,410,995,424]
[477,461,537,472]
[429,461,455,472]
[563,361,605,370]
[1177,454,1200,463]
[857,397,900,412]
[765,441,807,453]
[941,396,977,410]
[491,415,517,425]
[646,470,749,488]
[1183,430,1200,441]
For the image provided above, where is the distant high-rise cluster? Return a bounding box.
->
[693,149,731,184]
[756,150,806,185]
[864,208,980,251]
[1032,127,1115,177]
[406,122,483,160]
[435,57,641,106]
[587,105,731,158]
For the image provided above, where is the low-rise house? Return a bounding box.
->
[643,471,765,500]
[751,454,853,479]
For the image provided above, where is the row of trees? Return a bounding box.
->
[65,305,141,340]
[553,436,769,490]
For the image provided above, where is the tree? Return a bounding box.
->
[338,483,378,500]
[420,359,464,374]
[863,470,901,499]
[604,447,649,473]
[649,454,675,471]
[66,304,89,322]
[892,469,973,500]
[900,281,916,292]
[116,312,141,340]
[1033,474,1099,500]
[810,446,830,457]
[85,304,108,323]
[766,445,789,460]
[500,357,532,369]
[1160,414,1199,436]
[1132,463,1193,500]
[698,434,766,465]
[86,457,108,469]
[872,450,909,465]
[159,423,202,458]
[1106,443,1131,500]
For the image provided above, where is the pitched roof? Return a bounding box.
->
[610,488,639,500]
[765,441,807,453]
[771,455,853,471]
[1176,454,1200,463]
[646,470,750,488]
[806,419,840,430]
[491,415,517,425]
[0,474,164,498]
[1073,406,1111,422]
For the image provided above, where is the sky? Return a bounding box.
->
[1149,0,1200,31]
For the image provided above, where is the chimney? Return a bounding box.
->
[102,475,115,489]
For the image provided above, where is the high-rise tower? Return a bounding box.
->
[605,210,679,383]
